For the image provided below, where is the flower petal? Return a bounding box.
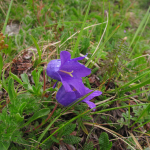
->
[46,59,61,81]
[84,100,96,111]
[59,60,91,78]
[68,78,86,95]
[82,90,102,103]
[60,79,72,92]
[71,56,85,61]
[82,90,102,111]
[53,81,58,88]
[60,75,86,94]
[56,86,76,106]
[60,51,71,66]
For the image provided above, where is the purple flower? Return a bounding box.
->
[46,51,91,94]
[56,85,102,111]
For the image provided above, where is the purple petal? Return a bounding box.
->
[53,81,58,88]
[60,75,86,94]
[82,90,102,103]
[56,85,102,111]
[60,78,72,92]
[71,56,85,61]
[82,90,102,111]
[46,59,61,81]
[60,51,71,66]
[84,101,96,111]
[71,53,88,61]
[56,86,76,106]
[68,78,86,95]
[59,60,91,78]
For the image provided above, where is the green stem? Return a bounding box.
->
[2,0,13,34]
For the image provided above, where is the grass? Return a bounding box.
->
[0,0,150,149]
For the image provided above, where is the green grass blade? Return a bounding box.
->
[114,70,150,92]
[94,89,149,113]
[2,0,13,34]
[37,114,61,144]
[31,35,42,64]
[85,24,120,67]
[121,78,150,93]
[134,119,150,130]
[92,103,148,115]
[131,9,150,56]
[129,6,150,58]
[71,0,92,58]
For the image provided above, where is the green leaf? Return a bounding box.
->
[21,73,33,91]
[51,136,59,143]
[45,87,56,92]
[63,135,81,144]
[32,85,37,93]
[99,132,112,150]
[36,83,43,94]
[21,73,29,83]
[31,68,43,87]
[83,141,94,150]
[14,113,24,123]
[10,72,23,85]
[0,141,10,150]
[62,124,76,136]
[21,108,50,128]
[0,55,3,79]
[8,78,16,101]
[2,69,7,91]
[71,7,79,17]
[18,102,27,115]
[31,35,42,64]
[23,83,33,92]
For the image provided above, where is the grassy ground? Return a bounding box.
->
[0,0,150,149]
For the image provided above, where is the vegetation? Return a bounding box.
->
[0,0,150,149]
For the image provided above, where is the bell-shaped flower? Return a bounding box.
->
[46,51,91,95]
[56,85,102,111]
